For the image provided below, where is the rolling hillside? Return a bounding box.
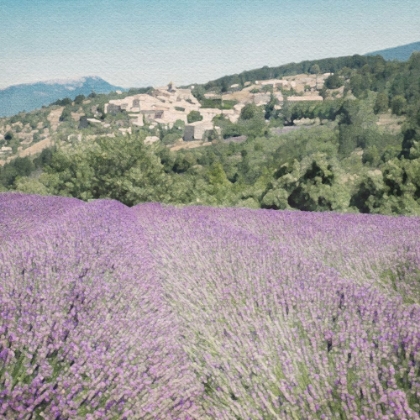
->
[366,41,420,61]
[0,76,123,117]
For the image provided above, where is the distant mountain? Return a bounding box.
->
[0,76,124,117]
[365,41,420,61]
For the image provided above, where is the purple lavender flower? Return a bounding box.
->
[1,192,420,418]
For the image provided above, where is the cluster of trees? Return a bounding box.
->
[201,54,389,93]
[0,148,55,191]
[4,111,418,215]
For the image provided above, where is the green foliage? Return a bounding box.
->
[261,188,290,210]
[264,94,279,120]
[44,134,170,205]
[337,97,379,157]
[202,54,384,93]
[262,155,350,212]
[351,158,420,214]
[272,126,338,164]
[324,74,344,89]
[192,85,205,101]
[349,73,371,98]
[4,131,13,141]
[391,95,407,116]
[374,92,389,114]
[0,157,35,188]
[350,173,385,213]
[159,121,185,145]
[34,147,56,168]
[200,98,237,110]
[14,177,50,195]
[32,132,41,142]
[287,156,349,212]
[74,94,86,105]
[287,100,342,124]
[53,97,72,106]
[161,132,180,145]
[208,162,230,190]
[240,104,260,120]
[213,115,243,139]
[309,64,320,75]
[187,110,203,124]
[362,146,380,166]
[59,106,73,122]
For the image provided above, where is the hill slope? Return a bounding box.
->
[365,41,420,61]
[0,76,123,117]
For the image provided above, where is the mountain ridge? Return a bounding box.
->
[0,76,124,117]
[365,41,420,61]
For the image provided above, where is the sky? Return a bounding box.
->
[1,0,420,90]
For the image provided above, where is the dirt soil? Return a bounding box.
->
[18,137,54,158]
[48,107,64,130]
[376,112,405,134]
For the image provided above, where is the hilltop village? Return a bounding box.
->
[101,74,326,142]
[0,72,332,163]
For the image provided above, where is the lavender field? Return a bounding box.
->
[1,193,420,419]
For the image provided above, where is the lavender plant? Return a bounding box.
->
[1,192,420,419]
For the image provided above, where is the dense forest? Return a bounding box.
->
[1,52,420,215]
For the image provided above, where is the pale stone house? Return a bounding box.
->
[183,121,214,141]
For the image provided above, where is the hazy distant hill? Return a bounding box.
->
[0,76,123,117]
[366,41,420,61]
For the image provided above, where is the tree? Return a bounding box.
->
[374,92,389,114]
[294,158,350,211]
[42,134,170,205]
[4,131,13,141]
[0,157,34,188]
[59,107,73,122]
[14,177,49,195]
[74,94,86,105]
[240,103,259,120]
[192,86,205,101]
[238,104,266,138]
[349,74,366,98]
[221,79,229,93]
[187,110,203,124]
[408,51,420,71]
[350,174,385,213]
[34,147,55,168]
[310,64,321,89]
[261,188,289,210]
[391,95,407,116]
[53,97,72,106]
[324,74,343,89]
[400,127,420,159]
[264,94,279,120]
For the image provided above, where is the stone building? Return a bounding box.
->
[183,121,214,141]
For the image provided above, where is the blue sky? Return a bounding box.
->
[1,0,420,89]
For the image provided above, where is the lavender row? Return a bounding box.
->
[134,203,420,419]
[1,195,202,419]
